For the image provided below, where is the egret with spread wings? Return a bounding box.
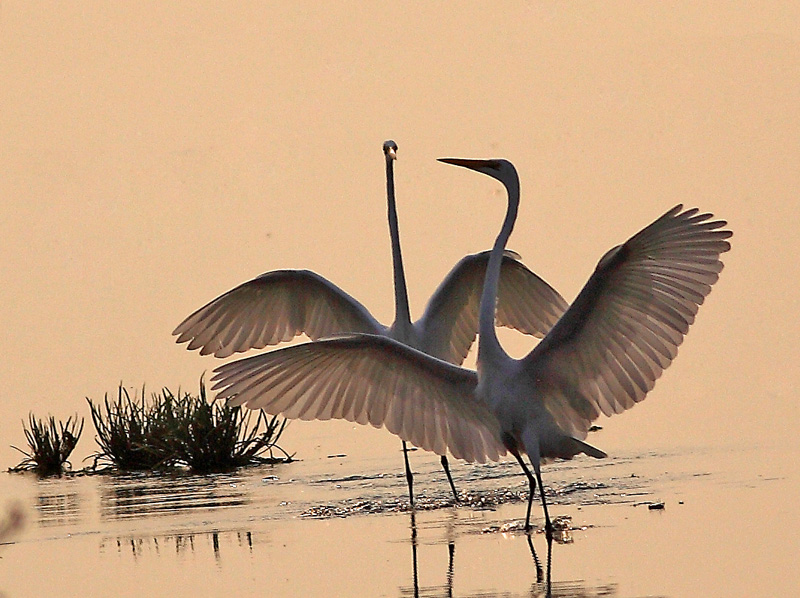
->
[212,157,731,534]
[175,143,567,504]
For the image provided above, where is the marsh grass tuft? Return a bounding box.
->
[87,378,291,473]
[87,385,175,471]
[169,381,291,473]
[10,414,84,476]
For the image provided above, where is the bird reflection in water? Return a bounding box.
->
[404,509,621,598]
[406,508,455,598]
[527,533,552,596]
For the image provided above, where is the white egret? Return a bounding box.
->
[211,157,731,533]
[174,143,568,505]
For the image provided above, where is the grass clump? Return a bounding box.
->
[169,382,290,473]
[10,414,84,476]
[87,378,291,473]
[87,385,175,470]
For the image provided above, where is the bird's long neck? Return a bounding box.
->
[477,172,519,367]
[387,157,412,331]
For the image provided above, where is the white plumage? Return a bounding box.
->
[175,143,567,503]
[212,157,731,534]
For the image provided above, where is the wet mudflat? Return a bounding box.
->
[1,435,795,598]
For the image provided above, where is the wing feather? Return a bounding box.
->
[418,251,568,364]
[212,334,506,463]
[173,270,385,357]
[527,205,731,437]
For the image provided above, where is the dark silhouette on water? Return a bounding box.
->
[406,508,456,598]
[527,533,553,596]
[404,508,556,598]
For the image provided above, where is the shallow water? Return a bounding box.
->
[2,439,795,597]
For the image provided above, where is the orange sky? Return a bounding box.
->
[1,2,798,469]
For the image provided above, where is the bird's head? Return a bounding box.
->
[437,157,517,187]
[383,140,398,161]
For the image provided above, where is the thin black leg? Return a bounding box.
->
[511,449,537,532]
[440,455,459,503]
[532,460,552,537]
[402,440,415,507]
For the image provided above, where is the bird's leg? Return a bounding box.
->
[532,458,552,538]
[519,430,553,537]
[511,449,537,532]
[402,440,415,508]
[440,455,459,503]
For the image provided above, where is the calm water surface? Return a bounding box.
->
[2,439,795,597]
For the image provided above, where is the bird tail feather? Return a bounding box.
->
[572,437,607,459]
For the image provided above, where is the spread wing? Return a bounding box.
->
[173,270,385,358]
[211,334,506,463]
[526,205,732,438]
[419,251,568,364]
